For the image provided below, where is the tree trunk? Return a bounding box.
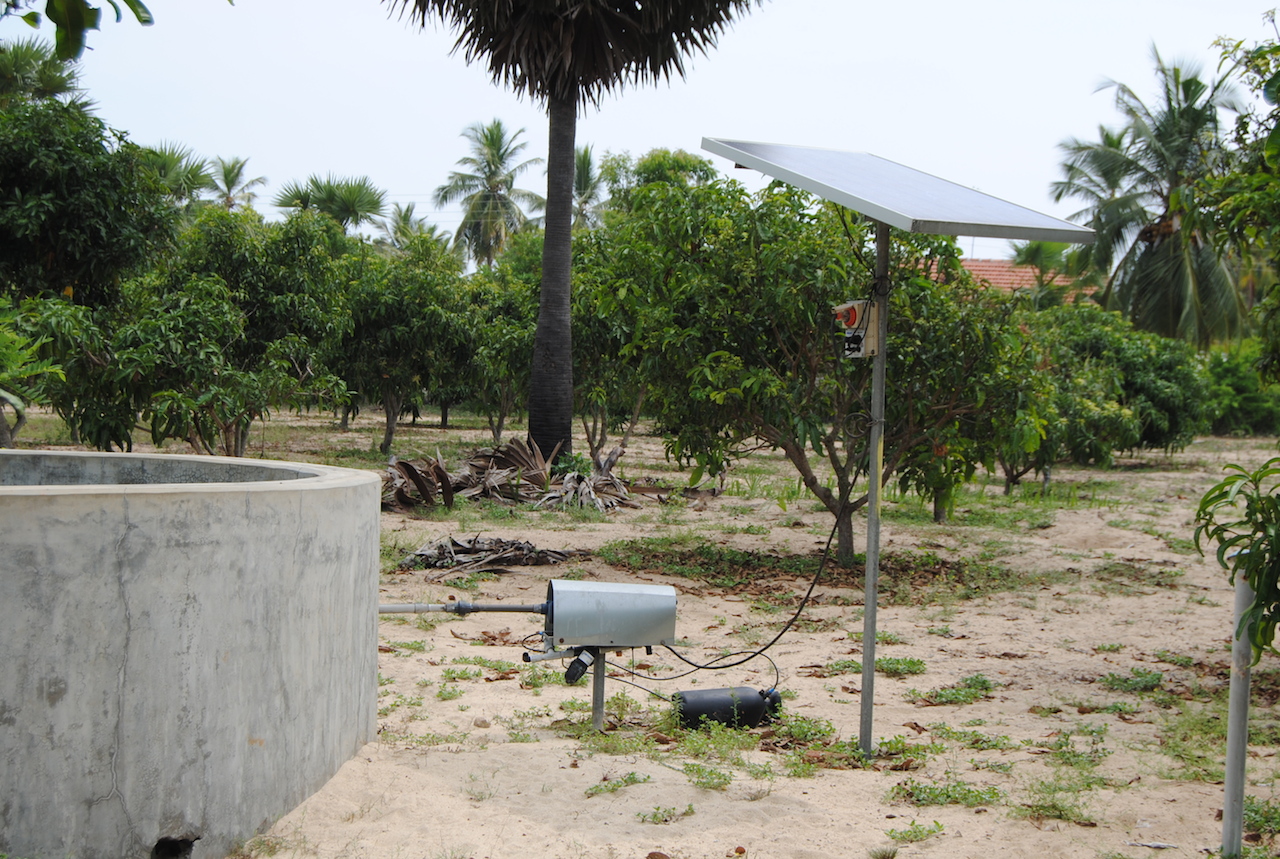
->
[933,485,951,523]
[440,401,450,429]
[0,403,15,448]
[528,91,577,464]
[835,505,856,566]
[380,393,401,456]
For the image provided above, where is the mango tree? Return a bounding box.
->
[576,179,1023,561]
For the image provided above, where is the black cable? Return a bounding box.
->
[659,502,846,680]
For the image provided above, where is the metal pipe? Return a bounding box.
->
[377,602,547,615]
[591,647,607,732]
[1223,575,1256,858]
[859,219,890,757]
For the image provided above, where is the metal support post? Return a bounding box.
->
[591,648,607,733]
[1223,576,1256,858]
[859,220,890,757]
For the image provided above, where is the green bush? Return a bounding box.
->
[1205,340,1280,436]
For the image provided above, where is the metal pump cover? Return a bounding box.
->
[546,579,677,648]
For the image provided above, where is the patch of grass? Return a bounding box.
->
[906,673,995,706]
[1244,795,1280,845]
[885,820,943,844]
[886,777,1003,807]
[1156,701,1228,781]
[852,630,908,645]
[1013,770,1101,824]
[929,723,1017,751]
[436,684,464,701]
[876,657,926,678]
[452,655,518,671]
[1095,643,1123,653]
[1155,649,1195,668]
[675,720,759,764]
[636,804,695,825]
[971,758,1014,773]
[1090,560,1182,596]
[1100,667,1163,693]
[520,664,568,691]
[598,535,816,589]
[584,771,650,798]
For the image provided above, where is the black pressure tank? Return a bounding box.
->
[672,687,782,729]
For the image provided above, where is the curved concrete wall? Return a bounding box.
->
[0,450,381,859]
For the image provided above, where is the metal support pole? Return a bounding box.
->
[859,220,890,757]
[591,647,607,733]
[1223,576,1256,858]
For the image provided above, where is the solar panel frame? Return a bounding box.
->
[702,138,1095,244]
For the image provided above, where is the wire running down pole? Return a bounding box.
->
[859,220,891,757]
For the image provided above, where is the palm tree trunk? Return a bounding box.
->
[528,91,577,463]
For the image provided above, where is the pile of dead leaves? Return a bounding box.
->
[396,534,584,580]
[381,437,640,513]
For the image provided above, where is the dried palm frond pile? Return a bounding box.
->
[397,534,584,580]
[381,437,641,513]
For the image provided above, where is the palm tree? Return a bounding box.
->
[434,119,544,267]
[390,0,760,460]
[0,36,81,107]
[572,145,604,230]
[1053,50,1245,345]
[209,156,266,210]
[274,174,387,231]
[139,142,214,205]
[375,202,452,253]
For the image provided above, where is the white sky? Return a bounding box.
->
[3,0,1270,258]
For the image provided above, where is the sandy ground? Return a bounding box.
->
[246,436,1280,859]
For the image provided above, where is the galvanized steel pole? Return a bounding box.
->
[1223,576,1255,857]
[859,220,890,757]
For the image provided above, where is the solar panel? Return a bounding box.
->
[702,138,1095,244]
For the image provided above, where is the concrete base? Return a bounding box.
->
[0,450,380,859]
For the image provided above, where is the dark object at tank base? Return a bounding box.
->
[672,687,782,730]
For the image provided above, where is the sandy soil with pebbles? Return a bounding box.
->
[240,433,1280,859]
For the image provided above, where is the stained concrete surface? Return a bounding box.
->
[0,450,380,859]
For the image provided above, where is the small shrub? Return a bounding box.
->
[682,762,732,790]
[885,820,943,844]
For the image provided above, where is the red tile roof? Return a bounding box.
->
[960,258,1072,293]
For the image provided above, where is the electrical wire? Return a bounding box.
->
[657,503,845,682]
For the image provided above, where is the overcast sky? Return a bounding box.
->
[4,0,1270,257]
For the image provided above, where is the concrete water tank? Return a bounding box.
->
[0,450,381,859]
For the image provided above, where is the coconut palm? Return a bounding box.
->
[390,0,760,460]
[139,142,214,205]
[572,145,604,230]
[1053,50,1245,345]
[434,119,544,267]
[375,202,453,253]
[274,174,387,231]
[0,36,81,107]
[209,156,266,210]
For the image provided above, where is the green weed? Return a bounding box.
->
[636,804,695,824]
[584,771,650,798]
[906,674,995,706]
[885,820,943,844]
[886,777,1003,807]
